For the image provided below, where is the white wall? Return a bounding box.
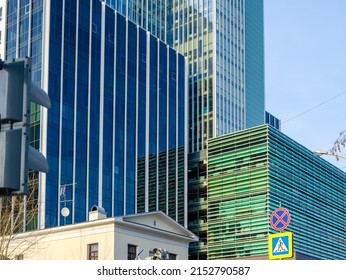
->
[11,223,115,260]
[114,226,189,260]
[6,218,192,260]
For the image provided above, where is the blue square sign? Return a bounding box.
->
[268,232,293,260]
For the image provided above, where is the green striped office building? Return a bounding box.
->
[207,124,346,260]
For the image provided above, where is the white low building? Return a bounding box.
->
[7,211,198,260]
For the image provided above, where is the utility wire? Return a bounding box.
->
[283,90,346,123]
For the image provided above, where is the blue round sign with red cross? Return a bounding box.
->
[270,208,290,231]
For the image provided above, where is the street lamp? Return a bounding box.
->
[314,150,346,161]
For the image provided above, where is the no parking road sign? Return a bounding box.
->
[270,207,290,231]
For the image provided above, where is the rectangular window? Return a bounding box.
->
[127,244,137,260]
[88,243,98,260]
[168,253,177,260]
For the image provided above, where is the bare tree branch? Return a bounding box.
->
[0,171,45,260]
[330,130,346,160]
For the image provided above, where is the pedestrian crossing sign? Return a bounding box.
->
[268,232,293,260]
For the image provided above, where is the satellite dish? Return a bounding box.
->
[61,207,70,217]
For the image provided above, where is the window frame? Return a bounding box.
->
[87,243,99,260]
[127,244,137,260]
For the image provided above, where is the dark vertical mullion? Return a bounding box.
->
[125,21,137,214]
[136,28,147,213]
[74,0,89,223]
[158,42,167,212]
[114,13,126,215]
[168,47,176,219]
[148,36,157,212]
[88,0,101,210]
[60,0,77,226]
[102,5,115,218]
[45,0,63,227]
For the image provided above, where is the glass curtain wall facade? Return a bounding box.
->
[171,0,258,152]
[171,1,214,153]
[244,0,265,128]
[105,0,266,259]
[265,111,281,130]
[105,0,265,153]
[104,0,173,45]
[207,125,346,260]
[3,0,187,228]
[187,150,208,259]
[2,0,44,231]
[0,2,7,59]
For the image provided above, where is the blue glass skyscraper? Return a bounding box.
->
[3,0,264,236]
[1,0,187,228]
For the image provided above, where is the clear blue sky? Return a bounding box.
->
[264,0,346,170]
